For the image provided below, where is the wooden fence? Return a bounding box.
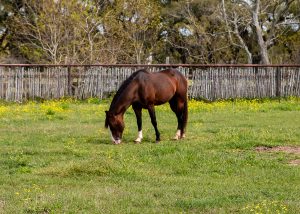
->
[0,64,300,102]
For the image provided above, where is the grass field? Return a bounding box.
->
[0,97,300,213]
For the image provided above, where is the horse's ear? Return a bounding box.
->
[105,116,109,128]
[105,111,109,128]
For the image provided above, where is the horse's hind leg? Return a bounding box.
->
[148,105,160,143]
[169,96,187,140]
[133,103,143,143]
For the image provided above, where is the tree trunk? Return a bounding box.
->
[252,0,270,64]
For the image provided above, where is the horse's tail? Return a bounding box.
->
[180,71,188,135]
[182,96,188,134]
[174,69,188,136]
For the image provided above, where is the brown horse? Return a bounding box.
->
[105,68,188,144]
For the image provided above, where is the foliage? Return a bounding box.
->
[101,0,161,64]
[0,0,299,64]
[7,0,107,63]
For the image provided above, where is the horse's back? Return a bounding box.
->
[157,68,188,94]
[134,69,187,105]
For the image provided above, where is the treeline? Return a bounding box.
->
[0,0,299,64]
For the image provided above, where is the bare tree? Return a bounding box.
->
[9,0,108,64]
[220,0,298,64]
[221,0,253,63]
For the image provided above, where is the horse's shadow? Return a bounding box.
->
[85,136,112,145]
[84,136,139,145]
[84,136,167,145]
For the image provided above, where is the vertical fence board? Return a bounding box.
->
[0,65,299,102]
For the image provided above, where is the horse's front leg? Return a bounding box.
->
[133,104,143,143]
[148,105,160,143]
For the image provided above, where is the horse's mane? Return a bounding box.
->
[109,69,147,111]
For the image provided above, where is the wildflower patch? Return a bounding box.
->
[242,200,289,213]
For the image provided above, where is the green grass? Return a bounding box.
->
[0,97,300,213]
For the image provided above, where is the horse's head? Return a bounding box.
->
[105,111,125,144]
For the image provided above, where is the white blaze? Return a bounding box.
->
[109,127,121,144]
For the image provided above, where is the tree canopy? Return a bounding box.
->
[0,0,299,64]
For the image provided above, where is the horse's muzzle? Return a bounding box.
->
[113,138,121,145]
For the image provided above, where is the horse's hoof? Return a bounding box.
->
[134,138,142,144]
[173,135,180,140]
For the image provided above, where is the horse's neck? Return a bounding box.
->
[110,79,138,115]
[110,93,133,116]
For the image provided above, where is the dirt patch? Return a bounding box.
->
[255,146,300,155]
[289,159,300,166]
[0,199,5,211]
[256,146,300,166]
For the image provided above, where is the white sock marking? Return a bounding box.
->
[135,130,143,143]
[174,129,181,140]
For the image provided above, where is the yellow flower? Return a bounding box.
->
[0,106,8,115]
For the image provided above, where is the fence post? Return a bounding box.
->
[275,66,281,97]
[67,66,72,96]
[254,66,259,98]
